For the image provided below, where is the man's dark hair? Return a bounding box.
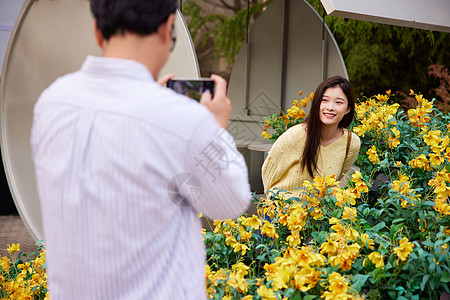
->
[90,0,177,41]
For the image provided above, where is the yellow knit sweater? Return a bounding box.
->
[261,124,361,198]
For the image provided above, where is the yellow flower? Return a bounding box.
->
[349,188,361,199]
[239,228,252,241]
[261,130,271,139]
[360,233,375,250]
[434,198,450,215]
[286,232,301,247]
[429,153,444,166]
[423,130,441,146]
[355,181,369,193]
[327,272,349,295]
[320,239,339,255]
[409,89,414,95]
[7,243,20,253]
[329,217,340,224]
[367,146,379,164]
[0,256,10,272]
[287,106,306,120]
[232,242,250,255]
[227,272,249,293]
[18,261,33,275]
[242,215,262,230]
[300,97,309,108]
[257,285,278,300]
[388,137,400,148]
[353,123,371,137]
[335,189,357,207]
[351,171,363,182]
[367,252,384,268]
[310,207,324,220]
[242,296,253,300]
[308,175,338,198]
[376,94,389,102]
[293,265,320,292]
[386,89,391,95]
[409,154,428,169]
[342,207,357,221]
[394,237,414,261]
[261,221,279,239]
[225,236,238,247]
[232,262,249,277]
[325,175,338,187]
[391,175,411,194]
[345,228,360,240]
[331,223,346,236]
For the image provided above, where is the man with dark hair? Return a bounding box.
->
[30,0,251,299]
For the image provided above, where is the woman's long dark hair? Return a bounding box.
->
[300,76,355,177]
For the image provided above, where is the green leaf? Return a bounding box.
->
[303,296,318,300]
[370,222,386,232]
[441,270,450,283]
[352,274,370,292]
[392,218,405,224]
[429,260,436,273]
[420,274,430,291]
[292,293,303,300]
[332,209,342,218]
[388,290,397,299]
[421,201,435,207]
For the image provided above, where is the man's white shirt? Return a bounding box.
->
[31,56,251,299]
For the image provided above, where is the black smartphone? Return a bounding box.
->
[167,78,215,101]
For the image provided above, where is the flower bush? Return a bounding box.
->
[261,91,313,141]
[205,90,450,299]
[2,90,450,299]
[0,243,48,299]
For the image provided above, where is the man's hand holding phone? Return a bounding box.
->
[199,75,231,129]
[164,74,231,129]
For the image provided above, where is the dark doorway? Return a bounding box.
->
[0,151,18,215]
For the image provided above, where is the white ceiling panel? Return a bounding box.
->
[321,0,450,33]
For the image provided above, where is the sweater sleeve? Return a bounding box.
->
[261,150,281,194]
[261,125,304,194]
[340,132,361,179]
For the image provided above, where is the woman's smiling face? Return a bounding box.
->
[319,86,351,127]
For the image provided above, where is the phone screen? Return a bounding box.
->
[167,79,215,101]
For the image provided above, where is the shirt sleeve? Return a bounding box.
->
[182,113,252,220]
[339,132,361,179]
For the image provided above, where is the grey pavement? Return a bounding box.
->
[0,215,40,258]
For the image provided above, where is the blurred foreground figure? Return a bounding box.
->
[30,1,251,299]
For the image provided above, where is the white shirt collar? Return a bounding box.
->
[81,55,155,83]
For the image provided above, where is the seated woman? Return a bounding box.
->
[262,76,361,198]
